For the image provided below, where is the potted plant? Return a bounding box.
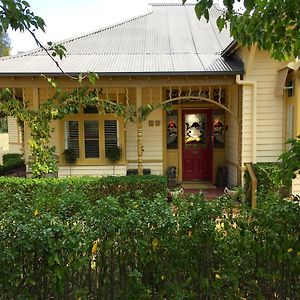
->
[63,148,77,176]
[106,146,121,175]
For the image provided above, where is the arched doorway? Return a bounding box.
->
[163,87,240,184]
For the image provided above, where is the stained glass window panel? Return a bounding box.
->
[213,110,225,148]
[167,111,178,149]
[185,113,207,148]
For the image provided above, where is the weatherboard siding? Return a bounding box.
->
[7,117,22,154]
[126,87,163,171]
[242,50,285,165]
[58,165,126,177]
[142,108,163,161]
[126,121,137,161]
[241,85,253,164]
[141,88,163,173]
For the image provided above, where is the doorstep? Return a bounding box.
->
[179,181,216,190]
[169,181,225,199]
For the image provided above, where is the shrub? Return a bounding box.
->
[62,148,77,164]
[279,135,300,189]
[0,175,168,204]
[106,145,121,163]
[0,153,25,176]
[0,177,299,299]
[244,162,287,200]
[2,153,23,165]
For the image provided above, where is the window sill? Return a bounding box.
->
[59,160,127,167]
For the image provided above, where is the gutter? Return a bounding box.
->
[0,70,244,78]
[236,74,257,164]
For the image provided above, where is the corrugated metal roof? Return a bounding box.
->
[0,3,243,76]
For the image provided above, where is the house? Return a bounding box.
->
[0,3,298,191]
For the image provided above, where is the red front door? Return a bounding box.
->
[182,110,212,181]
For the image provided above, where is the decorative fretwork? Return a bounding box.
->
[116,88,120,103]
[164,85,239,124]
[125,87,129,107]
[149,87,153,103]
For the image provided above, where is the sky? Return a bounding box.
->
[8,0,195,54]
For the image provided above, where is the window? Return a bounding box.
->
[213,110,225,149]
[185,113,207,148]
[84,120,99,158]
[65,121,79,156]
[64,114,121,163]
[287,80,294,97]
[166,110,178,149]
[105,120,118,153]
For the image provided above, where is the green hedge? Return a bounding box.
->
[2,153,23,165]
[0,175,167,202]
[0,153,25,176]
[0,176,299,299]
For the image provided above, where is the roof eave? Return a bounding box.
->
[0,70,244,77]
[221,41,240,57]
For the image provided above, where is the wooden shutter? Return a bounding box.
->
[104,120,118,152]
[65,121,79,156]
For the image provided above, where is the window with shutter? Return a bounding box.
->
[63,108,123,164]
[65,121,79,156]
[105,120,118,153]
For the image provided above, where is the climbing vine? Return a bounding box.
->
[0,80,162,178]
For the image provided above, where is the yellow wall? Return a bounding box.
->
[241,49,286,165]
[0,133,9,164]
[58,165,127,177]
[126,87,164,175]
[7,117,22,154]
[291,70,300,194]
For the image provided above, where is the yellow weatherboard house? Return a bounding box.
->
[0,3,299,193]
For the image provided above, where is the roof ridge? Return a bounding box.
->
[1,11,153,61]
[57,11,153,47]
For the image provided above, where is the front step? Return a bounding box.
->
[179,181,216,190]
